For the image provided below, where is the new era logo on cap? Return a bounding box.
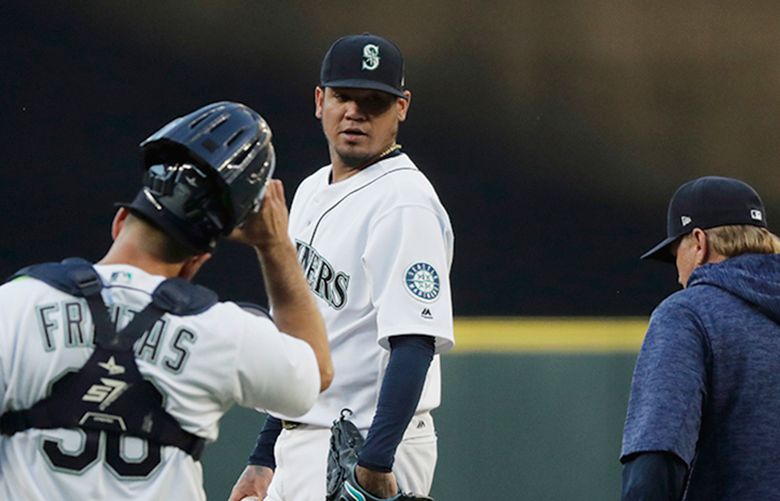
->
[681,216,692,226]
[751,209,763,221]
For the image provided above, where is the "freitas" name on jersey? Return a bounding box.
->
[34,301,196,374]
[296,240,350,310]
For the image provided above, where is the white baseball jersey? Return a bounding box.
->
[272,152,454,430]
[0,263,320,501]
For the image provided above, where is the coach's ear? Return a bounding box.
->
[315,86,324,119]
[111,207,131,240]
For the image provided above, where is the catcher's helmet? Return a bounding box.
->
[121,101,276,252]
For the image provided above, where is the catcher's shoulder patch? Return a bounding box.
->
[404,262,440,302]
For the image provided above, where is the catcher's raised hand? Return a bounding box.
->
[230,179,290,250]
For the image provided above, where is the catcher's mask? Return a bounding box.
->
[120,101,276,252]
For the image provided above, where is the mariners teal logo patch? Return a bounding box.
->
[405,262,440,301]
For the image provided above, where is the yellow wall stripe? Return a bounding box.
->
[451,317,648,354]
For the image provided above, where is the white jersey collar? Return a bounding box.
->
[324,153,416,189]
[94,263,166,292]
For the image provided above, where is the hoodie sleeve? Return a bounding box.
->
[620,295,711,467]
[621,452,688,501]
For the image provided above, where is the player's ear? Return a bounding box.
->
[179,252,212,280]
[111,207,130,240]
[315,86,325,119]
[397,90,411,122]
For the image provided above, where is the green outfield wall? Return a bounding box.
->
[202,318,647,500]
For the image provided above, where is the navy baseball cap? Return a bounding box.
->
[641,176,768,261]
[320,33,407,99]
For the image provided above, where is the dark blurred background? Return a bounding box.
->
[9,1,780,316]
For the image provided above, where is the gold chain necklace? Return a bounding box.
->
[378,143,402,159]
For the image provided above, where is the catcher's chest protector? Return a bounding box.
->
[0,258,218,462]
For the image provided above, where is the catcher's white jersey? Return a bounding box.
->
[272,152,454,430]
[0,264,320,501]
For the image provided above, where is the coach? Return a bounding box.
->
[621,176,780,500]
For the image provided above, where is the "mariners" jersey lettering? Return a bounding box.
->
[295,240,350,309]
[34,300,196,374]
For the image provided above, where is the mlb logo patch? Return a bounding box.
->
[110,271,132,284]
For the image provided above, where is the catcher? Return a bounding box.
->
[0,102,332,500]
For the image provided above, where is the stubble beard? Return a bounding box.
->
[332,135,398,170]
[335,148,374,169]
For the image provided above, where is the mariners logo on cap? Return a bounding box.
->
[405,262,440,301]
[362,44,380,70]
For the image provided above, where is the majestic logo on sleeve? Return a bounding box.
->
[362,44,380,70]
[405,262,440,302]
[296,240,350,310]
